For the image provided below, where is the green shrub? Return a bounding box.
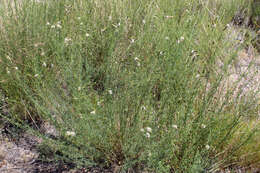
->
[0,0,259,172]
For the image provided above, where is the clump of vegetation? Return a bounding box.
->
[0,0,259,172]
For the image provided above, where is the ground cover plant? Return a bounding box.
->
[0,0,259,172]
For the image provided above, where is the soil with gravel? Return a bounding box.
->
[0,125,113,173]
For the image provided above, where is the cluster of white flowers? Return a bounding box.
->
[108,90,113,95]
[148,152,152,157]
[201,124,206,128]
[64,37,72,45]
[146,127,152,133]
[145,132,150,138]
[177,36,184,44]
[172,124,178,129]
[56,21,62,28]
[41,52,45,56]
[226,24,231,28]
[134,57,141,66]
[90,110,96,114]
[47,21,62,29]
[66,131,76,137]
[165,16,173,19]
[34,43,44,48]
[6,55,12,61]
[191,50,198,61]
[141,127,152,138]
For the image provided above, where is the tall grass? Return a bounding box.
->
[0,0,259,172]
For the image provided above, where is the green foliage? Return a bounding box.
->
[0,0,259,172]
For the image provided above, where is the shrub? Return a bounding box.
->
[0,0,259,172]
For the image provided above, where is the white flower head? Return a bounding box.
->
[41,52,45,56]
[108,90,113,95]
[66,131,76,137]
[140,128,145,132]
[34,74,39,77]
[165,15,173,19]
[77,17,81,20]
[78,86,81,91]
[6,55,11,61]
[7,70,10,74]
[134,57,140,61]
[201,124,206,128]
[14,67,18,70]
[146,127,152,133]
[51,64,54,68]
[177,36,184,44]
[141,106,146,110]
[42,62,47,67]
[64,37,72,45]
[172,124,178,129]
[206,145,210,150]
[165,36,169,40]
[80,22,83,25]
[130,38,135,43]
[97,101,101,106]
[142,19,146,24]
[145,132,150,138]
[85,33,90,37]
[90,110,96,114]
[51,25,55,29]
[56,23,62,29]
[46,22,50,26]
